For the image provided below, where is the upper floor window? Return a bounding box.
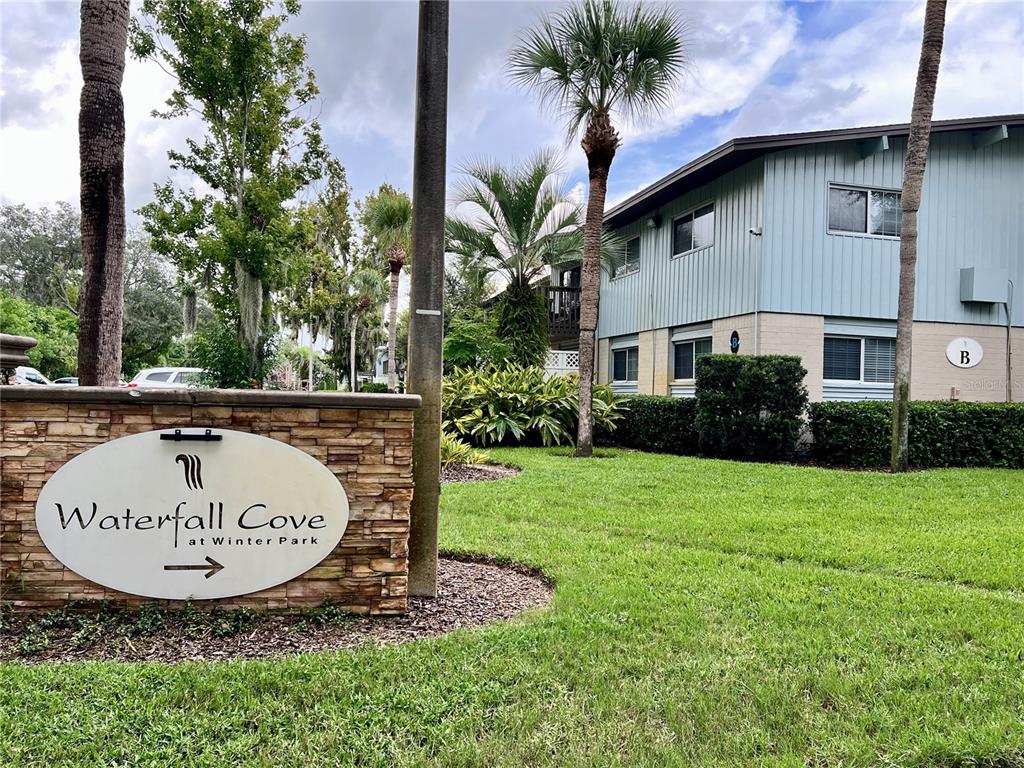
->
[824,336,896,383]
[672,203,714,256]
[673,337,712,380]
[615,236,640,277]
[828,184,902,238]
[612,347,639,382]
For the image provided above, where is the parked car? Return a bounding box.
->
[53,377,79,386]
[13,366,53,385]
[128,367,206,389]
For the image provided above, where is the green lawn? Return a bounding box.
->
[3,449,1023,767]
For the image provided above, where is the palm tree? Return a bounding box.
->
[363,191,413,392]
[891,0,947,472]
[347,268,387,392]
[78,0,130,385]
[445,151,587,368]
[510,0,685,456]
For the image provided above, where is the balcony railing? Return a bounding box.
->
[543,286,580,338]
[544,349,579,377]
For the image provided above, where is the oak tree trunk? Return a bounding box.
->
[387,260,402,392]
[891,0,947,472]
[77,0,129,386]
[576,111,618,457]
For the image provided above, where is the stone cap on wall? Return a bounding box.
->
[0,386,421,411]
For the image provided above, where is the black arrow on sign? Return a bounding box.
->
[163,556,224,579]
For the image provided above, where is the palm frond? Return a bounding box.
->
[446,152,584,287]
[363,190,412,264]
[509,0,687,141]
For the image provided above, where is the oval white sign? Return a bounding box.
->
[945,337,984,369]
[36,429,349,600]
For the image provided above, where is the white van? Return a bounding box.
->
[128,367,206,389]
[13,366,52,385]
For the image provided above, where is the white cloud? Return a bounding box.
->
[617,1,800,143]
[0,29,202,212]
[2,0,1019,219]
[725,0,1024,137]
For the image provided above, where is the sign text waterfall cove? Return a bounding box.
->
[35,429,349,601]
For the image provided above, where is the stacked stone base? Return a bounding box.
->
[1,388,418,614]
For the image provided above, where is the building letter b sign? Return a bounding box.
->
[945,337,983,369]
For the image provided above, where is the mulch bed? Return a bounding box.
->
[0,557,552,664]
[441,463,521,483]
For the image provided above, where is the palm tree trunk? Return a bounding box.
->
[891,0,947,472]
[387,265,401,392]
[349,314,358,392]
[576,113,618,457]
[77,0,129,386]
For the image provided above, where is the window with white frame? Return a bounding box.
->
[673,337,712,380]
[827,184,902,237]
[823,336,896,383]
[672,203,714,256]
[612,347,639,382]
[615,236,641,277]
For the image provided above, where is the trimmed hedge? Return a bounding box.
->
[598,396,699,455]
[696,354,808,460]
[810,400,1024,468]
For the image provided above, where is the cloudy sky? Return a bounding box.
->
[1,0,1022,218]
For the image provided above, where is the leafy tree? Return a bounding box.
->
[316,159,357,273]
[510,0,685,455]
[130,0,327,374]
[121,236,184,376]
[891,0,946,472]
[445,151,585,367]
[0,203,81,311]
[1,203,184,378]
[190,320,278,389]
[79,0,129,385]
[0,294,79,378]
[442,308,511,372]
[443,249,493,334]
[362,188,412,392]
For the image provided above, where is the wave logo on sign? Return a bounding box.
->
[175,454,204,490]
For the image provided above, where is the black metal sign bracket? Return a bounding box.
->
[159,429,223,442]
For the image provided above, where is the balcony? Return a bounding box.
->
[544,286,580,339]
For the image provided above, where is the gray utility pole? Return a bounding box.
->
[406,0,449,597]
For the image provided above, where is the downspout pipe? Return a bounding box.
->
[1005,279,1015,402]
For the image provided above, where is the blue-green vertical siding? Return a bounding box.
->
[761,128,1024,325]
[598,159,764,338]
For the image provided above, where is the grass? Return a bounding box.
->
[2,448,1023,767]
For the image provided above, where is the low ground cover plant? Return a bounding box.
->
[443,365,625,447]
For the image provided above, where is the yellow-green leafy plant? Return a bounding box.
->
[442,364,625,447]
[440,431,490,467]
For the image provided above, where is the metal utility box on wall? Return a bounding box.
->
[960,267,1008,304]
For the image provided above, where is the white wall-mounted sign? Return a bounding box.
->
[945,337,984,369]
[36,429,349,600]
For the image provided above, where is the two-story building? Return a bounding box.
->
[587,115,1023,402]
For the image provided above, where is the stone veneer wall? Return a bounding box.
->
[0,388,419,614]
